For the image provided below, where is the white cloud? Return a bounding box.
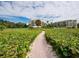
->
[0,1,79,22]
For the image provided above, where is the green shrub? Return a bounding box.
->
[0,25,6,31]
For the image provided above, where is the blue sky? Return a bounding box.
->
[0,1,79,23]
[0,15,31,23]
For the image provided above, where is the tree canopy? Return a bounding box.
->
[0,19,28,28]
[35,20,41,26]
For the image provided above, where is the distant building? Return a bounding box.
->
[53,20,77,28]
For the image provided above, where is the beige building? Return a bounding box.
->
[53,20,77,28]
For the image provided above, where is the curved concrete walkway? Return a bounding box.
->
[28,31,58,58]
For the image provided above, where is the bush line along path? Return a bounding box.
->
[28,31,57,58]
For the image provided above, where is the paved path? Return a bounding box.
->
[28,31,57,58]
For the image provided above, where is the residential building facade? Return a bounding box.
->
[53,20,77,28]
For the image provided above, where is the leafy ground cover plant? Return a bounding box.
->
[45,28,79,58]
[0,28,41,58]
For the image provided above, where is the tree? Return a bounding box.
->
[77,23,79,28]
[47,21,49,24]
[0,25,6,31]
[15,22,25,28]
[35,20,41,26]
[0,19,28,28]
